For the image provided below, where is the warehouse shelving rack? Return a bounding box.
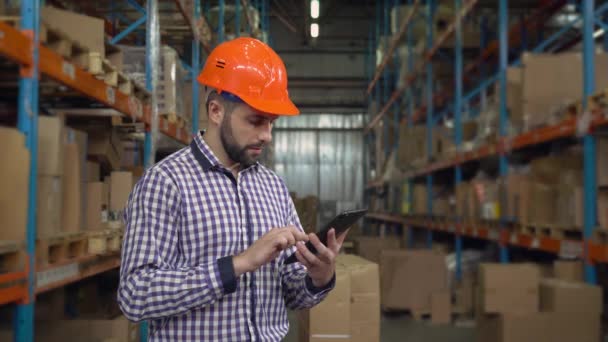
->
[0,0,268,341]
[364,0,608,286]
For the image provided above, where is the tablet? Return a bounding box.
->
[284,208,368,265]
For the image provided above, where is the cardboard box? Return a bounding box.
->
[87,161,101,182]
[530,155,582,184]
[470,180,500,220]
[299,270,351,342]
[0,127,30,241]
[553,260,583,282]
[478,263,539,314]
[505,67,524,130]
[38,176,63,238]
[355,236,401,264]
[597,136,608,187]
[522,52,608,130]
[38,316,139,342]
[380,250,447,311]
[540,278,602,314]
[38,115,64,176]
[86,182,106,230]
[110,171,133,216]
[598,190,608,229]
[431,292,451,324]
[412,184,427,215]
[337,254,380,342]
[88,129,122,171]
[502,174,530,222]
[476,312,600,342]
[455,182,470,219]
[527,182,556,225]
[555,185,583,228]
[454,274,475,315]
[41,6,105,57]
[62,143,82,232]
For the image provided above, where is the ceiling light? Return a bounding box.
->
[310,23,319,38]
[311,0,320,19]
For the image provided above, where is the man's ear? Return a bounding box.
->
[207,99,224,126]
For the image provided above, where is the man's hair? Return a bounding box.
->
[206,90,238,117]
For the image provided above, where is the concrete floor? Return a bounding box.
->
[284,311,476,342]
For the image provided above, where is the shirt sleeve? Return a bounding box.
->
[280,193,335,310]
[117,169,235,322]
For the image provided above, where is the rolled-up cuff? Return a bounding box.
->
[217,256,237,294]
[305,273,336,295]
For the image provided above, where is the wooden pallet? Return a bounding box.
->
[0,241,25,273]
[132,81,151,103]
[87,230,121,255]
[518,223,583,240]
[36,232,87,266]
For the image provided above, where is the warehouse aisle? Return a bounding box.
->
[285,311,475,342]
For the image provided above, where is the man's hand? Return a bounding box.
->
[233,226,308,276]
[295,228,347,288]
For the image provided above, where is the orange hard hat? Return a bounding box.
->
[197,37,299,116]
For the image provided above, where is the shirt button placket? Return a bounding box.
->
[237,172,256,341]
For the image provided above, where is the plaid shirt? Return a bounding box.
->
[118,133,334,341]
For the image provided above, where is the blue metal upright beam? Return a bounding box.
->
[407,0,414,117]
[498,0,509,264]
[218,0,225,43]
[14,0,41,340]
[374,2,381,115]
[383,0,390,158]
[480,15,488,109]
[191,0,201,135]
[583,0,598,285]
[393,0,401,153]
[235,0,241,37]
[425,0,435,249]
[454,0,463,282]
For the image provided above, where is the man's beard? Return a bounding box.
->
[220,116,262,168]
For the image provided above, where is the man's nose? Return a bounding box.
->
[259,122,273,144]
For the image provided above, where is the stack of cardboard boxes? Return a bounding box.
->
[596,136,608,230]
[506,52,608,133]
[355,236,401,264]
[476,262,601,342]
[121,45,190,124]
[2,115,136,242]
[299,254,380,342]
[396,124,455,170]
[380,249,448,314]
[0,127,30,242]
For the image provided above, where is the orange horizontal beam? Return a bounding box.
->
[400,216,604,262]
[0,284,27,306]
[0,22,190,144]
[36,256,120,294]
[0,21,32,66]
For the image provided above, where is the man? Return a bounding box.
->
[118,38,345,341]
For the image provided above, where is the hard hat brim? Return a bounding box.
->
[238,92,300,116]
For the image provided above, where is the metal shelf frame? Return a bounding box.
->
[364,0,608,288]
